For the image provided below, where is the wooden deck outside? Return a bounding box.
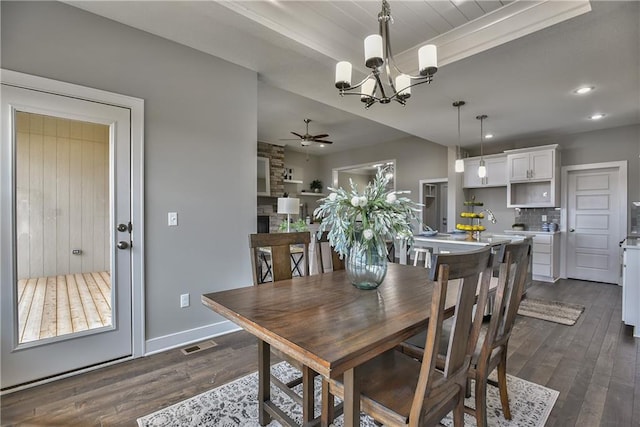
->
[17,272,112,343]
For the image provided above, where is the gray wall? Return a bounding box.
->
[2,1,257,341]
[319,136,448,209]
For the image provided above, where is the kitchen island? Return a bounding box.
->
[401,233,534,295]
[399,233,512,264]
[414,233,512,252]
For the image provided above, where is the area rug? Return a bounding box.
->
[138,361,558,427]
[517,297,585,326]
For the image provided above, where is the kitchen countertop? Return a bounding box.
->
[413,234,511,246]
[502,230,561,235]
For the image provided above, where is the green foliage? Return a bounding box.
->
[278,218,308,232]
[313,167,421,257]
[310,179,323,190]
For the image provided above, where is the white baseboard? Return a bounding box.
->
[144,320,241,356]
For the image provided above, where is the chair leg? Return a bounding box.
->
[474,374,488,427]
[498,351,512,420]
[453,388,465,427]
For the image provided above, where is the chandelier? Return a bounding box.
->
[334,0,438,109]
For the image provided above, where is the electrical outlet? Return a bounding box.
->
[168,212,178,226]
[541,215,547,222]
[180,293,190,308]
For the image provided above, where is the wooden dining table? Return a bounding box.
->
[201,263,469,427]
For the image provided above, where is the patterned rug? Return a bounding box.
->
[518,297,585,326]
[138,361,558,427]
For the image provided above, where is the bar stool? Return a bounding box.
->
[412,247,432,268]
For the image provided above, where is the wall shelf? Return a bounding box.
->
[283,179,303,184]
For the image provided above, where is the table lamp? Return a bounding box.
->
[277,197,300,232]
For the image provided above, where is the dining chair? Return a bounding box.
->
[399,239,532,427]
[249,232,310,284]
[463,239,532,427]
[315,231,345,272]
[325,247,493,427]
[248,232,315,419]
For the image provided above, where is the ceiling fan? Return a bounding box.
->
[281,118,333,146]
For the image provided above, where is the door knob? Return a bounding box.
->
[569,228,575,232]
[117,241,130,250]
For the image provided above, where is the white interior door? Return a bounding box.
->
[566,167,622,284]
[1,84,132,389]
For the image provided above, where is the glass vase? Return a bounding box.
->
[345,238,388,290]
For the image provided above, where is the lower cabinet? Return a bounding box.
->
[531,233,560,282]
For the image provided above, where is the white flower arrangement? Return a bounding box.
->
[313,167,421,258]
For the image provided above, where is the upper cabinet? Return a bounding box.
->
[508,149,554,181]
[506,145,560,208]
[463,153,507,188]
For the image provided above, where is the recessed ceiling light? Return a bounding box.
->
[485,133,494,139]
[589,113,605,120]
[319,144,325,148]
[574,86,595,95]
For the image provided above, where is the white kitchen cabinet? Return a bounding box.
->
[506,145,560,208]
[531,232,560,282]
[504,231,560,282]
[507,148,554,182]
[622,240,640,336]
[463,154,507,188]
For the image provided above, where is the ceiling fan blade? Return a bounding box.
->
[291,131,304,138]
[312,133,329,139]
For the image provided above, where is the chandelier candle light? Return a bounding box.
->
[335,0,438,108]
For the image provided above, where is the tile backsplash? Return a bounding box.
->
[514,207,561,231]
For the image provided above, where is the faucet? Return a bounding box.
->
[481,208,497,224]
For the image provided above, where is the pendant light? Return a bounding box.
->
[477,115,488,178]
[453,101,465,173]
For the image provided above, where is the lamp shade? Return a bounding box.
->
[335,61,352,89]
[418,44,437,76]
[364,35,383,68]
[395,74,411,97]
[277,197,300,215]
[477,160,487,178]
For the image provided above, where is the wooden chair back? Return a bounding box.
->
[249,232,310,285]
[411,247,493,424]
[315,231,344,272]
[484,238,532,352]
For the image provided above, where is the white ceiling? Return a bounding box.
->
[67,0,640,155]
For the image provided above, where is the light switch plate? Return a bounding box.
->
[541,215,547,222]
[180,293,190,308]
[168,212,178,226]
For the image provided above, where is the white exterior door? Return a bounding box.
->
[1,84,132,389]
[566,167,622,284]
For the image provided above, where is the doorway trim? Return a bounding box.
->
[1,70,145,360]
[560,161,627,281]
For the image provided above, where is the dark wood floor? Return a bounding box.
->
[1,278,638,426]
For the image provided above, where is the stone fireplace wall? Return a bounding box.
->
[257,142,285,232]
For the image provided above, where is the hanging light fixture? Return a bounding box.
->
[453,101,465,173]
[334,0,438,109]
[477,115,488,178]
